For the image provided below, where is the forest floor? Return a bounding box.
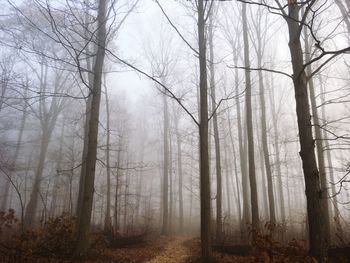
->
[1,232,349,262]
[104,235,330,263]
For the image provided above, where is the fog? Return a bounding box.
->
[0,0,349,262]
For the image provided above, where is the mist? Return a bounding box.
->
[0,0,349,262]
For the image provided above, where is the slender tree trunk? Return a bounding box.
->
[198,0,212,261]
[223,144,231,217]
[318,76,342,234]
[161,92,169,235]
[303,27,331,245]
[1,84,28,211]
[103,76,112,235]
[169,132,173,234]
[175,114,184,233]
[74,0,107,257]
[242,2,259,234]
[268,76,286,222]
[24,123,52,228]
[208,14,222,243]
[114,148,121,235]
[233,53,250,234]
[286,4,327,260]
[255,111,269,219]
[49,122,65,217]
[257,64,276,224]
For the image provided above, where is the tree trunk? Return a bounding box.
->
[318,76,342,234]
[242,2,259,234]
[175,114,184,233]
[258,68,276,224]
[208,14,222,243]
[197,0,212,261]
[161,92,169,235]
[303,27,331,245]
[49,122,65,218]
[286,4,327,261]
[233,49,250,235]
[1,84,28,211]
[103,76,112,235]
[24,122,52,228]
[114,147,122,235]
[74,0,107,257]
[169,131,173,234]
[268,76,286,222]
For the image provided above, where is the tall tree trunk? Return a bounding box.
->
[103,76,112,235]
[223,144,231,217]
[76,0,95,221]
[268,76,286,222]
[233,50,250,234]
[24,122,52,228]
[49,122,65,217]
[303,27,331,245]
[161,92,169,235]
[197,0,212,261]
[208,13,222,243]
[74,0,107,257]
[114,147,122,235]
[257,61,276,224]
[255,110,269,219]
[175,114,184,233]
[242,2,259,234]
[1,84,28,211]
[169,131,173,234]
[226,111,243,236]
[318,76,342,234]
[286,3,327,260]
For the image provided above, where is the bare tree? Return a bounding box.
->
[242,1,260,235]
[74,0,108,257]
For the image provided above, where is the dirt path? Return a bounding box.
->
[146,236,194,263]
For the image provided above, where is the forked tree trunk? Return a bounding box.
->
[303,27,331,245]
[286,3,327,261]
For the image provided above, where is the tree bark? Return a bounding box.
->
[161,92,169,235]
[174,113,184,233]
[1,83,28,211]
[258,72,276,224]
[233,46,250,234]
[286,3,328,261]
[74,0,107,257]
[242,2,259,234]
[318,76,342,234]
[268,76,286,222]
[103,76,112,235]
[197,0,212,261]
[303,27,331,245]
[208,13,222,243]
